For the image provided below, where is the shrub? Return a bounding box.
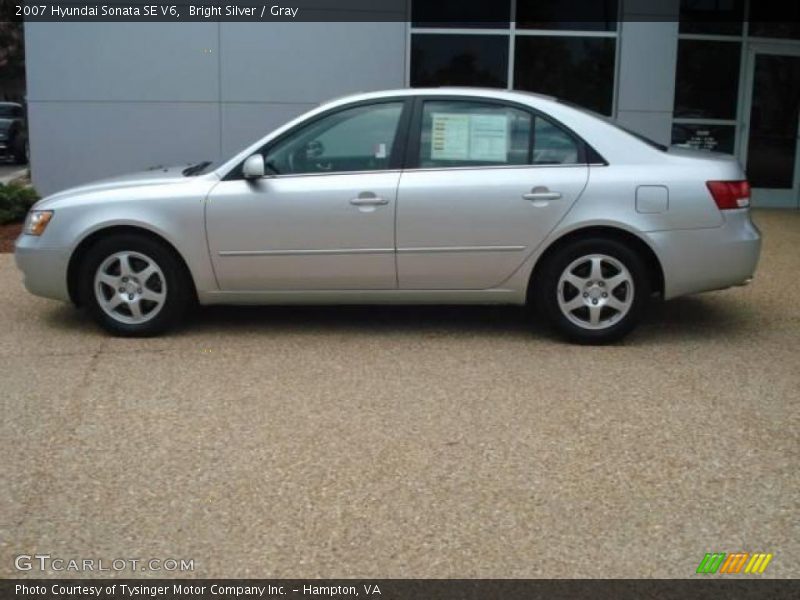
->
[0,183,39,224]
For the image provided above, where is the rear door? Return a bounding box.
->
[396,98,589,290]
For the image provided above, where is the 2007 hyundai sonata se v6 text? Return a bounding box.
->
[15,88,761,343]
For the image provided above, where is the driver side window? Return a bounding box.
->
[264,102,404,175]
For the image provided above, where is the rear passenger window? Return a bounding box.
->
[533,117,580,165]
[418,100,532,168]
[417,100,583,168]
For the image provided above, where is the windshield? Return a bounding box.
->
[0,105,22,119]
[558,100,668,152]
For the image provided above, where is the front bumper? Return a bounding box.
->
[646,209,761,300]
[14,235,71,302]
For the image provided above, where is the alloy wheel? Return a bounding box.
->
[556,253,634,330]
[94,251,167,325]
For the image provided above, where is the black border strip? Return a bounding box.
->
[6,0,800,23]
[3,579,799,600]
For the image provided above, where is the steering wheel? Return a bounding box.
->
[305,139,324,159]
[288,140,327,172]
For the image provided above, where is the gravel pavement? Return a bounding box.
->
[1,209,798,578]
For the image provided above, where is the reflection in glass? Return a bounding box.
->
[674,40,741,119]
[514,37,615,115]
[679,0,744,35]
[748,22,800,40]
[265,104,403,175]
[749,3,800,39]
[533,117,579,164]
[411,34,508,88]
[672,123,736,154]
[412,0,511,28]
[516,0,617,31]
[746,54,800,188]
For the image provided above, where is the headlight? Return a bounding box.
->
[23,210,54,236]
[0,132,7,140]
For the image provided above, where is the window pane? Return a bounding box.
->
[746,54,800,188]
[411,34,509,88]
[514,37,615,115]
[265,103,403,175]
[749,0,800,38]
[672,123,736,154]
[748,22,800,40]
[674,40,741,119]
[533,117,580,164]
[679,0,744,35]
[412,0,510,28]
[418,101,532,168]
[516,0,617,31]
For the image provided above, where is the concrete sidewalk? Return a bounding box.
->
[0,165,27,185]
[1,210,798,579]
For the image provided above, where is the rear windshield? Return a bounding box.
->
[558,100,667,152]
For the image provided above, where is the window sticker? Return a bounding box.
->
[431,113,470,160]
[469,114,509,162]
[430,112,509,162]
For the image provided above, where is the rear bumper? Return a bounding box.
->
[646,209,761,300]
[14,235,71,302]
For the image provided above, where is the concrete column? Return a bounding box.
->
[615,0,680,145]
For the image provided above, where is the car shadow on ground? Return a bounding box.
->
[41,295,748,344]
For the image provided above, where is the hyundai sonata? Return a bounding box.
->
[15,88,761,343]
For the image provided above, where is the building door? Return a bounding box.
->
[740,44,800,208]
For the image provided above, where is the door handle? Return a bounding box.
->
[523,189,562,201]
[350,195,389,206]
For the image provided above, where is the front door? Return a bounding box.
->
[740,44,800,208]
[206,100,408,291]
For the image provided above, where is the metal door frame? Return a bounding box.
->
[737,42,800,208]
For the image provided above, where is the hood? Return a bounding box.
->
[41,164,216,205]
[0,118,13,132]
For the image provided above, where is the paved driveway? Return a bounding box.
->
[0,163,27,184]
[1,210,797,578]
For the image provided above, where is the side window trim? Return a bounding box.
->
[224,97,414,181]
[404,95,604,170]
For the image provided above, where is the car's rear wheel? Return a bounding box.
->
[79,234,190,336]
[534,238,649,344]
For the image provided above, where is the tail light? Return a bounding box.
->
[706,180,751,210]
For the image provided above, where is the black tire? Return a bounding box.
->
[78,234,192,336]
[533,237,650,344]
[12,137,27,165]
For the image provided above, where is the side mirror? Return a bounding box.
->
[242,154,265,179]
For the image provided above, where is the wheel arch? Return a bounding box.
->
[67,225,198,306]
[527,225,665,302]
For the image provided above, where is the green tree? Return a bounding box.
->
[0,21,25,81]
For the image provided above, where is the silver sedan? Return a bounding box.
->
[15,88,761,343]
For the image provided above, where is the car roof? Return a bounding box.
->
[323,87,558,107]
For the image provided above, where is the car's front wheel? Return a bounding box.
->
[79,234,191,336]
[534,238,650,344]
